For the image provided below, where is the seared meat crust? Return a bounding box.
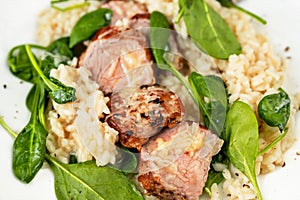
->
[106,84,184,150]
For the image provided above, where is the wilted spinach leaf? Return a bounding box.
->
[149,11,197,103]
[12,83,48,183]
[7,44,45,83]
[189,72,227,108]
[25,45,76,104]
[189,72,228,135]
[150,11,171,69]
[46,37,73,58]
[258,88,290,132]
[108,147,138,173]
[69,8,112,48]
[203,100,227,135]
[204,169,224,195]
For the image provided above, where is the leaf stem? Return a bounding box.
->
[51,0,90,12]
[25,45,57,92]
[231,4,267,25]
[163,55,197,104]
[175,7,185,23]
[258,128,288,155]
[0,117,17,138]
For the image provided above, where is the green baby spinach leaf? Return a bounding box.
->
[25,45,76,104]
[217,0,267,24]
[204,169,224,195]
[46,37,74,58]
[47,157,144,200]
[1,118,143,199]
[69,8,112,48]
[150,11,197,103]
[225,101,262,200]
[150,11,229,135]
[150,11,171,69]
[178,0,242,59]
[189,72,228,135]
[40,55,59,77]
[7,44,45,83]
[12,83,48,183]
[189,73,227,108]
[258,88,290,132]
[26,85,37,112]
[108,147,138,173]
[203,100,227,135]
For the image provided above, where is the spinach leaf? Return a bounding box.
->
[150,11,229,135]
[12,83,48,183]
[40,55,59,78]
[108,147,138,173]
[26,85,36,112]
[0,119,143,200]
[150,11,171,68]
[47,157,144,200]
[69,153,78,164]
[46,37,73,58]
[178,0,242,59]
[217,0,267,24]
[204,169,224,195]
[188,72,228,135]
[189,73,227,108]
[7,44,45,83]
[69,8,112,48]
[258,88,290,132]
[150,11,197,103]
[25,45,76,104]
[225,101,262,200]
[203,100,227,135]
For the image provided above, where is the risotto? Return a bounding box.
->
[27,0,299,199]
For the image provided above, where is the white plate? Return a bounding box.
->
[0,0,299,199]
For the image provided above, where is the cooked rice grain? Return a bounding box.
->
[47,61,118,165]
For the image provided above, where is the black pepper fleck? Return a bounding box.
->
[282,162,286,167]
[3,84,7,89]
[284,46,290,52]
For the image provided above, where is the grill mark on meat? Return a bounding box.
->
[106,84,184,150]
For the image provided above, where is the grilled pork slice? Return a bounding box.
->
[138,121,223,200]
[106,84,184,150]
[102,0,148,25]
[79,26,155,94]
